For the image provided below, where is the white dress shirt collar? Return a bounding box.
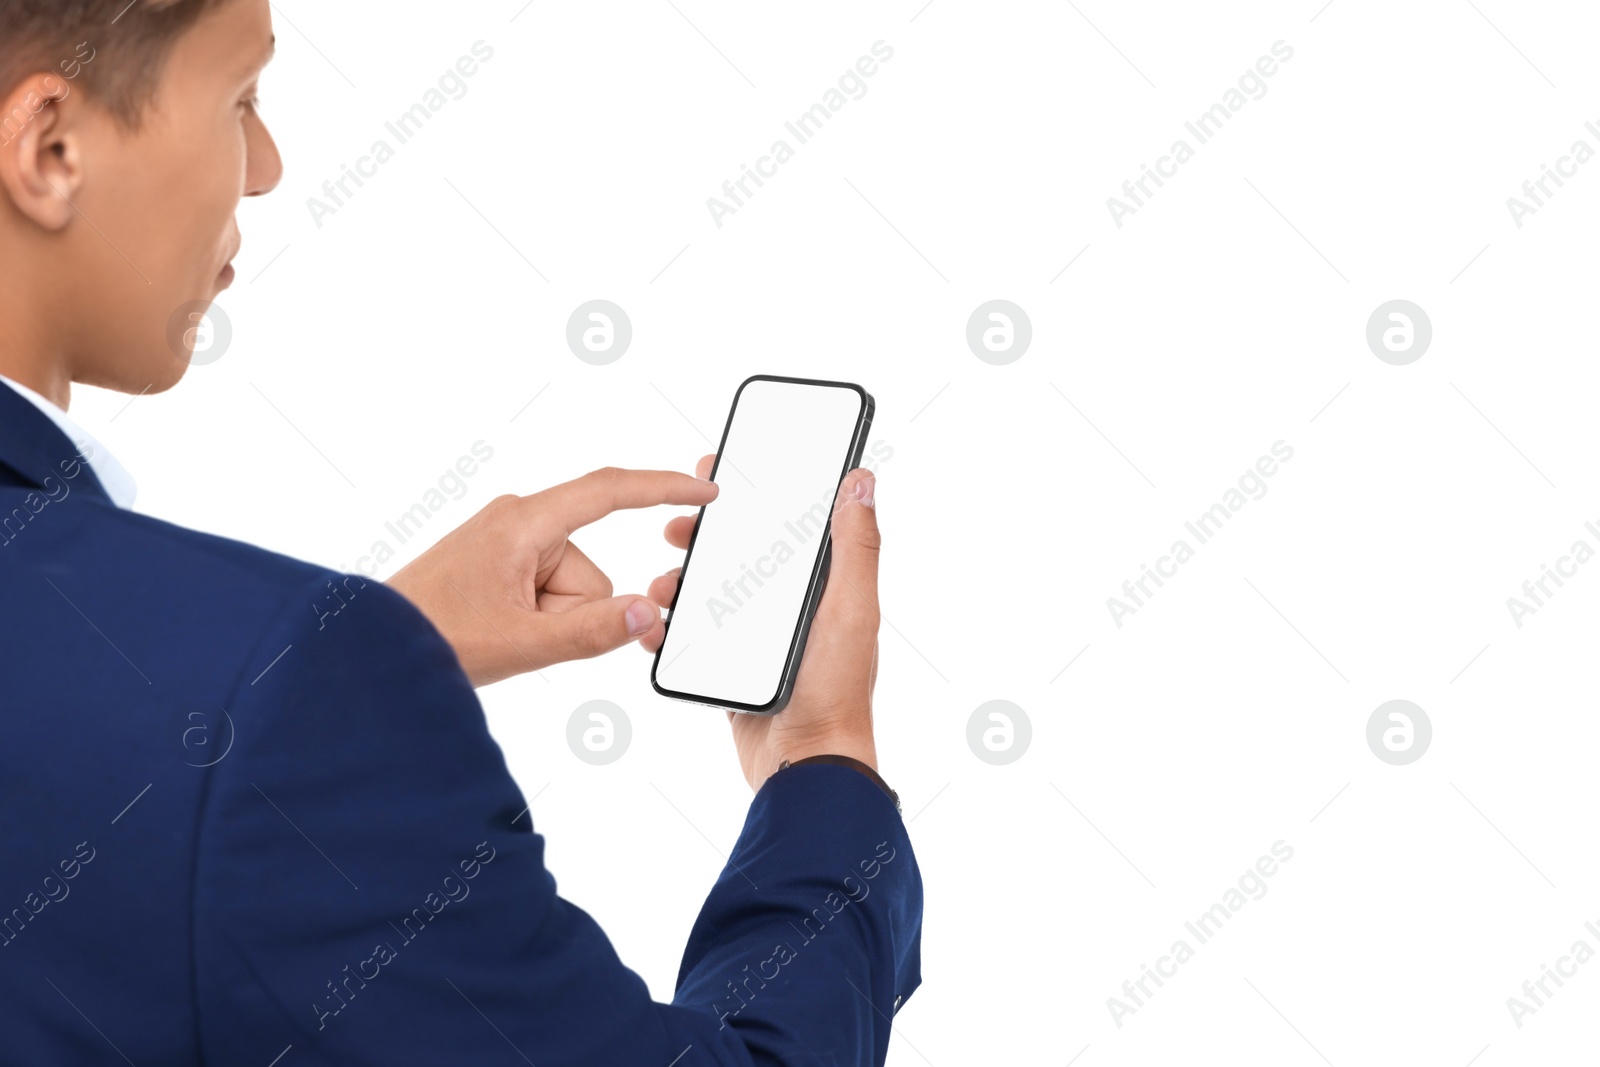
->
[0,373,138,510]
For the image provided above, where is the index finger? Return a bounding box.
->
[532,466,718,537]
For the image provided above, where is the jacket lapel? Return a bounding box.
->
[0,380,112,505]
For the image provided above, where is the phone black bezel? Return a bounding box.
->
[649,373,875,716]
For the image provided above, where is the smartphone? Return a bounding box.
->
[651,374,875,714]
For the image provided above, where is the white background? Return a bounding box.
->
[72,1,1600,1063]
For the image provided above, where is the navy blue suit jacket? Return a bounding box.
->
[0,383,922,1066]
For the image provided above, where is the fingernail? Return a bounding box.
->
[626,600,657,636]
[855,473,875,508]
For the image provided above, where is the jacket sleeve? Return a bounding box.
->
[193,572,922,1067]
[674,761,923,1066]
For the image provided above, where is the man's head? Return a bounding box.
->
[0,0,279,406]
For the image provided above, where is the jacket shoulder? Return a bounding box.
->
[0,495,364,695]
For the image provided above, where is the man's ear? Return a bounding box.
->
[0,72,86,231]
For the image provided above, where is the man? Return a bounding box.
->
[0,1,922,1064]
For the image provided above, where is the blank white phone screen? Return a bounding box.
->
[655,379,866,709]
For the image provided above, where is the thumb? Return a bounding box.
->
[820,468,880,629]
[530,595,662,662]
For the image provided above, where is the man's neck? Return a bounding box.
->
[0,351,72,412]
[0,284,73,410]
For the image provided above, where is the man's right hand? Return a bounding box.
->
[653,455,881,792]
